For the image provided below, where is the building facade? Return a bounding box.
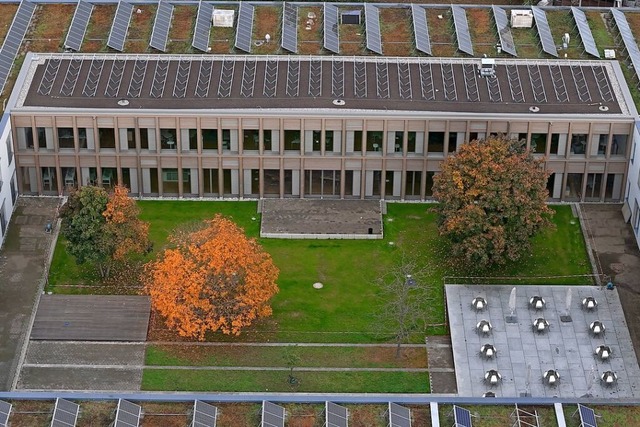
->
[7,53,639,203]
[0,114,18,246]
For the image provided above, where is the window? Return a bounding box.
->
[353,131,363,152]
[264,169,280,196]
[222,129,232,151]
[612,134,628,157]
[188,129,197,150]
[549,133,567,157]
[407,132,417,153]
[78,128,94,150]
[37,127,48,149]
[634,200,640,233]
[405,171,421,197]
[565,173,583,200]
[17,127,34,149]
[284,130,301,151]
[425,172,435,197]
[448,132,459,153]
[126,128,136,149]
[366,131,383,152]
[570,134,587,155]
[6,134,13,164]
[203,168,220,194]
[41,166,57,192]
[98,128,115,149]
[394,131,403,153]
[427,132,445,153]
[263,130,273,151]
[243,129,259,151]
[57,128,75,149]
[140,129,155,150]
[585,173,603,201]
[160,129,177,150]
[312,130,322,152]
[202,129,218,150]
[530,133,547,154]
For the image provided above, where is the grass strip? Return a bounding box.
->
[142,369,429,393]
[145,345,427,368]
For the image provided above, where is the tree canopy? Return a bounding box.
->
[432,136,554,268]
[59,185,150,278]
[144,214,279,340]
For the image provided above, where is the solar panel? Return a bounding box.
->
[531,6,558,57]
[107,0,134,52]
[235,2,254,53]
[0,0,36,95]
[492,6,517,57]
[451,5,473,56]
[411,4,431,56]
[65,0,93,51]
[150,0,174,52]
[282,2,298,53]
[453,405,473,427]
[0,400,11,427]
[389,402,411,427]
[611,9,640,85]
[364,4,382,55]
[261,401,285,427]
[324,3,340,54]
[571,7,599,58]
[192,400,217,427]
[326,402,348,427]
[114,399,141,427]
[51,398,79,427]
[578,404,598,427]
[193,1,214,52]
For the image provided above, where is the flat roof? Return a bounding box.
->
[12,53,630,116]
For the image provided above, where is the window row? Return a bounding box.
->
[19,166,625,203]
[15,127,630,159]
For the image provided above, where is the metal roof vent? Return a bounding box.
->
[590,320,605,336]
[529,296,546,310]
[543,369,560,386]
[484,369,502,385]
[595,345,612,361]
[529,106,540,113]
[601,371,617,385]
[476,320,492,335]
[472,296,487,311]
[480,344,496,359]
[582,296,598,310]
[332,99,346,106]
[599,105,609,112]
[117,99,130,106]
[532,318,550,333]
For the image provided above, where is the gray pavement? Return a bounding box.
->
[446,284,640,398]
[0,197,60,391]
[24,341,146,366]
[581,204,640,367]
[260,199,383,238]
[18,366,143,391]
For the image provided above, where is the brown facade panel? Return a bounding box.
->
[35,116,53,127]
[14,116,32,127]
[96,117,114,127]
[242,157,260,168]
[76,116,94,127]
[201,157,220,168]
[608,162,629,173]
[120,157,138,168]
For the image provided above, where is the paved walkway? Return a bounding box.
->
[0,197,59,391]
[581,204,640,368]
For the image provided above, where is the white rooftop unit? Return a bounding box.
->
[212,9,234,27]
[511,10,533,28]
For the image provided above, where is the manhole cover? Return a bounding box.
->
[610,263,624,274]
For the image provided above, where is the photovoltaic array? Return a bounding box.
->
[150,0,174,52]
[323,3,340,54]
[326,402,348,427]
[453,405,473,427]
[261,401,285,427]
[192,1,214,52]
[107,0,134,52]
[192,400,218,427]
[364,3,382,55]
[411,4,431,56]
[388,402,412,427]
[281,2,298,53]
[51,398,80,427]
[114,399,141,427]
[0,0,36,94]
[571,7,599,58]
[611,8,640,85]
[0,400,11,427]
[451,5,473,56]
[235,2,255,53]
[531,6,558,57]
[492,6,517,57]
[65,0,93,51]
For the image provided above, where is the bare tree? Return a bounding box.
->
[374,253,437,358]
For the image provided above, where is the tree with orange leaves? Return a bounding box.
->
[144,215,279,340]
[103,185,151,263]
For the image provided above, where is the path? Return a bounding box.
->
[0,197,59,391]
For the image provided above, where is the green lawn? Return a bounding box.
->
[141,369,429,393]
[48,201,592,343]
[145,344,427,368]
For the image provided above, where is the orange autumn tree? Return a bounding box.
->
[103,185,151,263]
[144,215,279,340]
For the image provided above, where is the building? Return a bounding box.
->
[6,52,638,202]
[0,113,18,246]
[626,120,640,248]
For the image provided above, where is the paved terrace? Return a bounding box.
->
[446,284,640,398]
[14,54,627,116]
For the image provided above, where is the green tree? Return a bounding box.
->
[59,186,111,277]
[432,136,554,268]
[59,185,150,279]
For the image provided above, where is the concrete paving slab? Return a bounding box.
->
[447,284,640,398]
[25,342,145,365]
[17,366,142,391]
